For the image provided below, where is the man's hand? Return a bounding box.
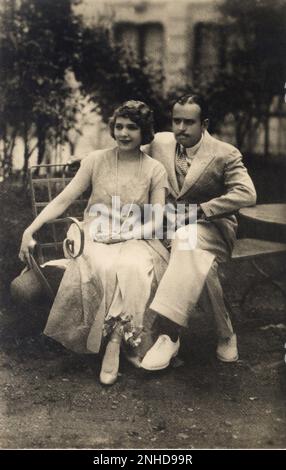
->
[196,205,206,220]
[177,205,206,226]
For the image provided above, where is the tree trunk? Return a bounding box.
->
[1,125,17,179]
[22,122,30,178]
[68,139,76,156]
[263,116,270,158]
[235,116,245,151]
[36,122,47,165]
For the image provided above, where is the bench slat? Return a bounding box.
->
[231,238,286,261]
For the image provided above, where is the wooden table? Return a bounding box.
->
[237,204,286,302]
[239,204,286,226]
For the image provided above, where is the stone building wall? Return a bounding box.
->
[76,0,219,89]
[9,0,285,171]
[73,0,286,158]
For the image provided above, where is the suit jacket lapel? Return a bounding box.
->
[179,131,216,198]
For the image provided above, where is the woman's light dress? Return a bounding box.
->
[44,148,169,353]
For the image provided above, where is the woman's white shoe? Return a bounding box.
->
[100,334,122,385]
[216,333,238,362]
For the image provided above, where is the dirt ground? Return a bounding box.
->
[0,179,286,449]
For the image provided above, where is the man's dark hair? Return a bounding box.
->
[109,100,154,145]
[173,94,209,122]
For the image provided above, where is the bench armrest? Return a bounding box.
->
[63,217,85,259]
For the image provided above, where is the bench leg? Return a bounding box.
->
[240,260,286,308]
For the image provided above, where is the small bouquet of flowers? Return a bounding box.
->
[103,314,143,348]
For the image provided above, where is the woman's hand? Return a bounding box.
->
[93,231,133,244]
[93,232,118,244]
[19,229,37,263]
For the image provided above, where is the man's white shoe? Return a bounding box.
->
[140,334,180,371]
[216,333,238,362]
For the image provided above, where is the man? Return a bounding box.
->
[140,93,257,370]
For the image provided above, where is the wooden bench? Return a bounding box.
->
[29,162,88,265]
[28,164,286,305]
[235,205,286,304]
[232,237,286,262]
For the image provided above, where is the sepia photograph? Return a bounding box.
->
[0,0,286,455]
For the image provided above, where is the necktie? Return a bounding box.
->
[176,145,189,177]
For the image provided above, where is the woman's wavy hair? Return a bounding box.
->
[109,100,155,145]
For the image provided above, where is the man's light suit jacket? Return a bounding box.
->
[143,131,257,252]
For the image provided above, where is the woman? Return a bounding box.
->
[19,101,169,385]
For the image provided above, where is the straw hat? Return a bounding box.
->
[10,268,46,305]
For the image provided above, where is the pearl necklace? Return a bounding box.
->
[114,148,143,233]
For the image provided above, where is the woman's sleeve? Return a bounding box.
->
[49,153,95,205]
[150,162,169,193]
[76,153,94,180]
[67,152,97,194]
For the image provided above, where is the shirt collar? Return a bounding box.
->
[183,133,204,159]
